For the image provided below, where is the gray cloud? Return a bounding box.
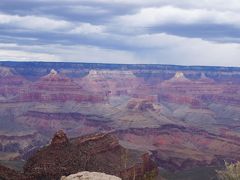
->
[0,0,239,66]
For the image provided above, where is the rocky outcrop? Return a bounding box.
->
[15,69,106,103]
[127,99,156,112]
[168,71,191,82]
[0,66,27,100]
[0,66,15,77]
[23,131,158,180]
[51,130,69,145]
[81,70,143,96]
[61,171,121,180]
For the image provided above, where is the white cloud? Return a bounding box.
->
[0,13,72,31]
[70,23,105,34]
[67,5,109,15]
[44,44,139,63]
[57,0,240,11]
[1,33,240,67]
[0,13,105,35]
[0,43,139,64]
[125,33,240,66]
[0,49,60,61]
[117,6,240,28]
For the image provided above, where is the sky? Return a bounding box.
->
[0,0,240,66]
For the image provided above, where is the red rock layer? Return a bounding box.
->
[116,125,240,170]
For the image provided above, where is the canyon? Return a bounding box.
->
[0,62,240,179]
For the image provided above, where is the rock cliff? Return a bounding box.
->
[23,131,158,180]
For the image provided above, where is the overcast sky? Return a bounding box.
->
[0,0,240,66]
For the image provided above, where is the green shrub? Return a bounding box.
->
[217,161,240,180]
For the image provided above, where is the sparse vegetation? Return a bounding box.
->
[217,161,240,180]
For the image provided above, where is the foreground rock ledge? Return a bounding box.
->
[61,171,121,180]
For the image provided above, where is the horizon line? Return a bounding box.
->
[0,60,239,69]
